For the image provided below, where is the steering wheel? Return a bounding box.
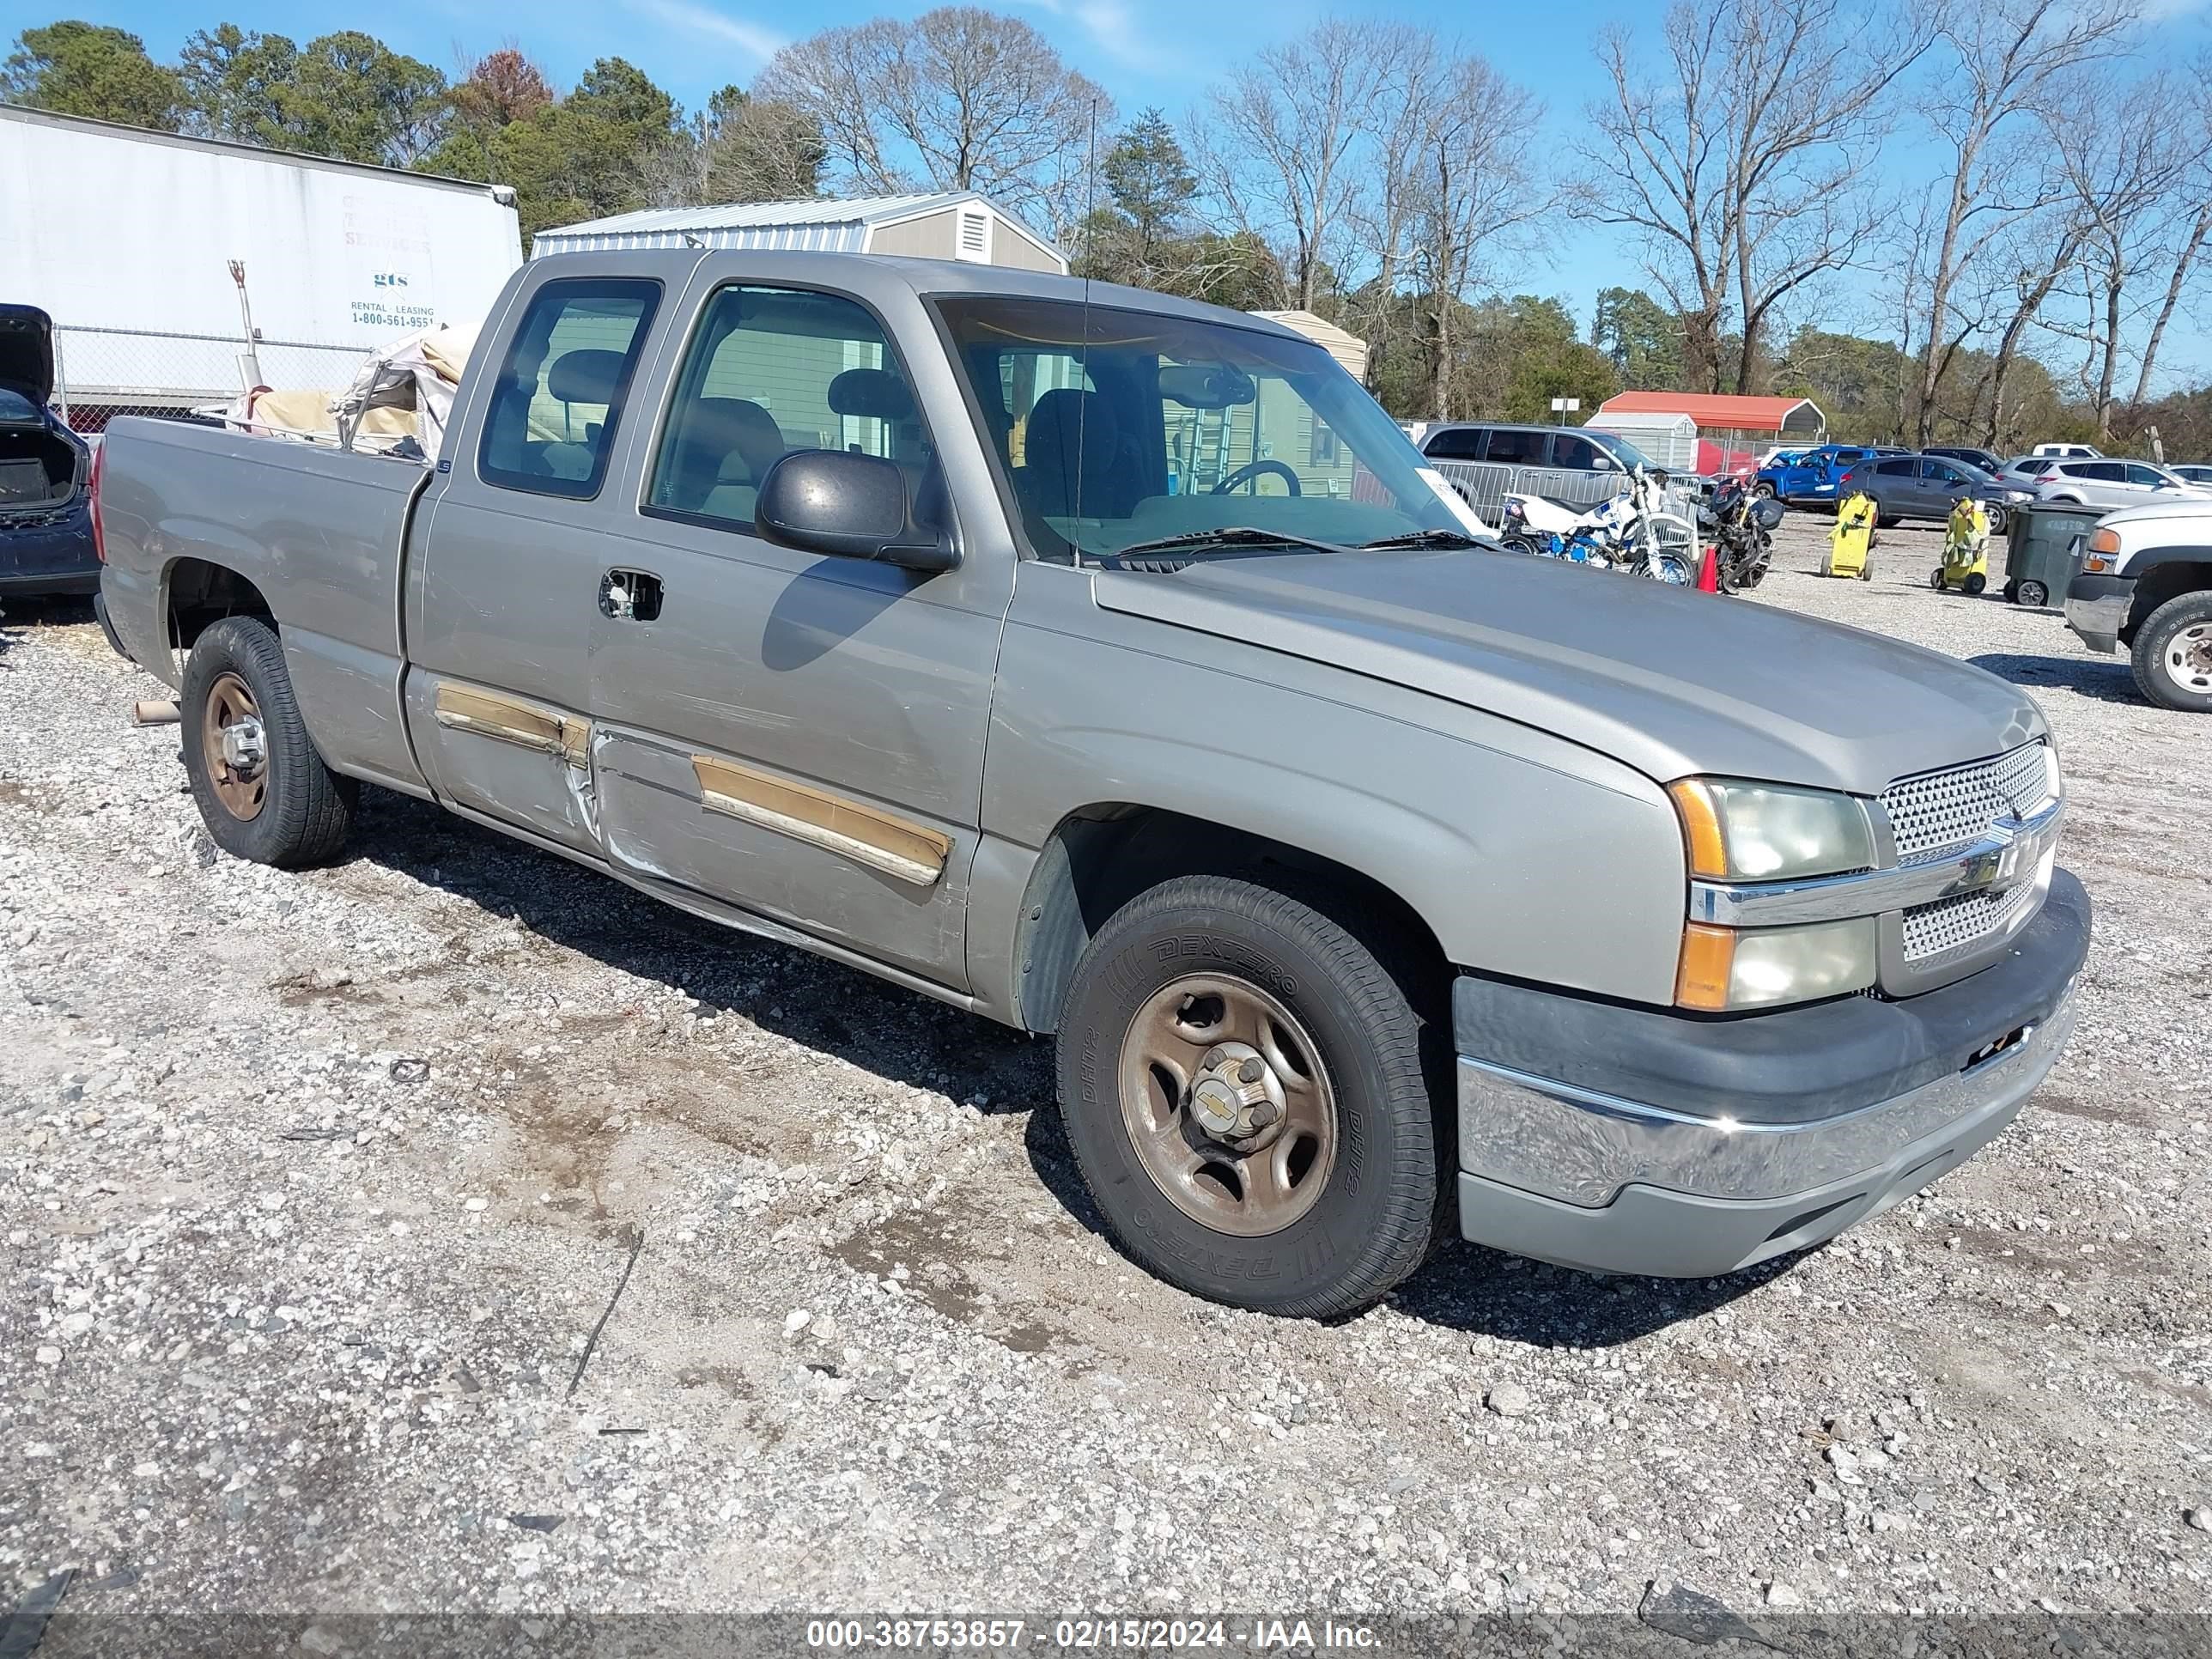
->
[1211,459,1301,496]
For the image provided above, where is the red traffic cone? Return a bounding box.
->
[1697,544,1721,592]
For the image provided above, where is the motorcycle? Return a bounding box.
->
[1499,465,1698,583]
[1697,478,1784,593]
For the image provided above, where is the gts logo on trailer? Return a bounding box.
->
[372,272,410,289]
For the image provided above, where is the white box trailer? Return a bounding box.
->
[0,105,521,422]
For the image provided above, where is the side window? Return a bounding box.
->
[1551,434,1602,471]
[1921,460,1963,483]
[2124,463,2166,485]
[1423,427,1486,461]
[1875,458,1917,477]
[478,278,659,499]
[2083,461,2127,482]
[1485,428,1547,465]
[647,284,933,532]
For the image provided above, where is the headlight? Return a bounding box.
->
[1677,918,1880,1011]
[1669,779,1881,1011]
[1668,779,1875,881]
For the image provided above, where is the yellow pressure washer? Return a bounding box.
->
[1933,496,1990,595]
[1823,491,1878,580]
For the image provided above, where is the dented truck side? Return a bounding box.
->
[94,249,2089,1318]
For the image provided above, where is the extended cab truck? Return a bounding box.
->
[2066,501,2212,712]
[94,252,2091,1318]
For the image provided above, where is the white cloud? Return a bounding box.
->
[1015,0,1180,75]
[623,0,785,62]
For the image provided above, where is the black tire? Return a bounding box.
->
[1987,506,2008,536]
[1054,874,1447,1319]
[1930,567,1946,589]
[180,616,356,866]
[1499,532,1540,558]
[2130,590,2212,713]
[1963,572,1987,596]
[2016,578,2049,609]
[1876,513,1899,530]
[1753,481,1778,501]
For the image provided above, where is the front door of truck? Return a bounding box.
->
[582,280,1012,991]
[404,272,671,856]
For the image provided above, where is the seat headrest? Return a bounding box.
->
[828,368,915,422]
[1027,388,1118,463]
[546,349,628,405]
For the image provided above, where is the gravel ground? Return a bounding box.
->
[3,515,2209,1637]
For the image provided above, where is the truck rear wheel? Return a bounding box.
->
[1054,874,1447,1319]
[2131,591,2212,713]
[180,616,356,866]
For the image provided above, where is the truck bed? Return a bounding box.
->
[96,416,430,793]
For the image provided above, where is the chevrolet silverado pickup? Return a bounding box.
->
[2066,500,2212,711]
[93,252,2089,1317]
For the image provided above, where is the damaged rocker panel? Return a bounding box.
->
[433,684,591,769]
[690,754,951,888]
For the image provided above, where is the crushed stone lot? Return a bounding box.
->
[3,514,2210,1634]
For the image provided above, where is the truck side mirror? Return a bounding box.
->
[755,450,958,574]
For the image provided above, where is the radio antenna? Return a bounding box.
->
[1071,94,1099,569]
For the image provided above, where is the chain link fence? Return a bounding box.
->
[51,326,374,433]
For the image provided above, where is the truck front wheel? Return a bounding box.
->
[180,616,356,866]
[1054,874,1447,1318]
[2131,591,2212,712]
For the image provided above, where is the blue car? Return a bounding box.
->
[1,304,99,598]
[1754,442,1911,507]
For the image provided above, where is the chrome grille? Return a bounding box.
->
[1899,875,2041,962]
[1881,741,2053,866]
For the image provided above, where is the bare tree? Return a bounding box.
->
[1338,25,1452,387]
[754,21,903,194]
[1406,56,1545,419]
[1193,19,1394,313]
[757,9,1105,234]
[2043,69,2206,437]
[1905,0,2137,444]
[2129,73,2212,410]
[1573,0,1927,396]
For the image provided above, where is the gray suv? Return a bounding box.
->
[2033,457,2212,511]
[1838,453,2033,532]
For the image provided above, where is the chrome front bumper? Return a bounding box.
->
[1454,990,2074,1278]
[1457,989,2074,1211]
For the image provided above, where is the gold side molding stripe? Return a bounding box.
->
[691,755,951,888]
[434,684,590,769]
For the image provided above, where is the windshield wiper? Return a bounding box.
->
[1105,526,1357,561]
[1357,528,1490,550]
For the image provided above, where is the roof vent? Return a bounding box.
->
[956,208,992,263]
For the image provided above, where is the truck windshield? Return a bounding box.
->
[933,295,1471,564]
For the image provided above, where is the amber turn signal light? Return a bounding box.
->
[1674,923,1736,1012]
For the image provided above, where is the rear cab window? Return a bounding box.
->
[477,278,659,499]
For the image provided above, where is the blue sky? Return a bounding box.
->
[12,0,2212,385]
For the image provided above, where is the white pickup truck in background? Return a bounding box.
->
[2064,500,2212,712]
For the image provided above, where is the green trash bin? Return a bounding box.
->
[2002,501,2101,610]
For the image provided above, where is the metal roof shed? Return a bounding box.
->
[1594,391,1825,438]
[1584,409,1698,471]
[532,192,1067,274]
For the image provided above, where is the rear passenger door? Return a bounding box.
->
[405,272,668,854]
[583,279,1012,989]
